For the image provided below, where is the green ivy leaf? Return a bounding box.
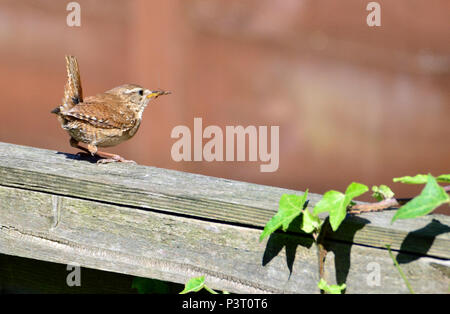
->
[437,174,450,183]
[317,278,346,294]
[345,182,369,200]
[393,174,450,184]
[300,208,321,234]
[179,276,205,294]
[259,191,308,242]
[392,174,450,223]
[372,185,395,201]
[313,190,346,231]
[393,174,428,184]
[313,183,368,231]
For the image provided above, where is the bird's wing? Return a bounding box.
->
[61,94,136,130]
[62,55,83,111]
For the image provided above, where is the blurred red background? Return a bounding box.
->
[0,1,448,212]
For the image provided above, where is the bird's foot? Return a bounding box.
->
[96,155,136,165]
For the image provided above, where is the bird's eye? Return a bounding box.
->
[138,89,144,96]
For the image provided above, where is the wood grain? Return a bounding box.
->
[0,142,448,293]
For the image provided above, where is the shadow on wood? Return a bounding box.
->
[262,227,314,277]
[397,219,450,264]
[322,216,369,288]
[56,151,101,164]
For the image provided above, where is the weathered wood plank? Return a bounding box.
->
[1,185,448,293]
[0,142,449,293]
[0,142,448,260]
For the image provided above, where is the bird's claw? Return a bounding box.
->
[96,156,136,165]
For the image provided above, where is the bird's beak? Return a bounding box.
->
[147,90,171,99]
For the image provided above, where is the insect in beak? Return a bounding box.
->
[147,90,171,99]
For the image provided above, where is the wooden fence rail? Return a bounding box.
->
[0,142,448,293]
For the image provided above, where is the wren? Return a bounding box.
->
[52,55,170,164]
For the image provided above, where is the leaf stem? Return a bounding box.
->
[204,285,218,294]
[348,197,405,214]
[348,185,449,215]
[315,218,330,290]
[386,245,414,294]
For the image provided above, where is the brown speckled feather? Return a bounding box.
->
[62,93,137,130]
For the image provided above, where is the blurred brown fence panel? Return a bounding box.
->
[0,0,448,212]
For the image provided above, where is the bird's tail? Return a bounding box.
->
[60,55,83,113]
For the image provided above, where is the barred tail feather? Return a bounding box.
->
[62,55,83,112]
